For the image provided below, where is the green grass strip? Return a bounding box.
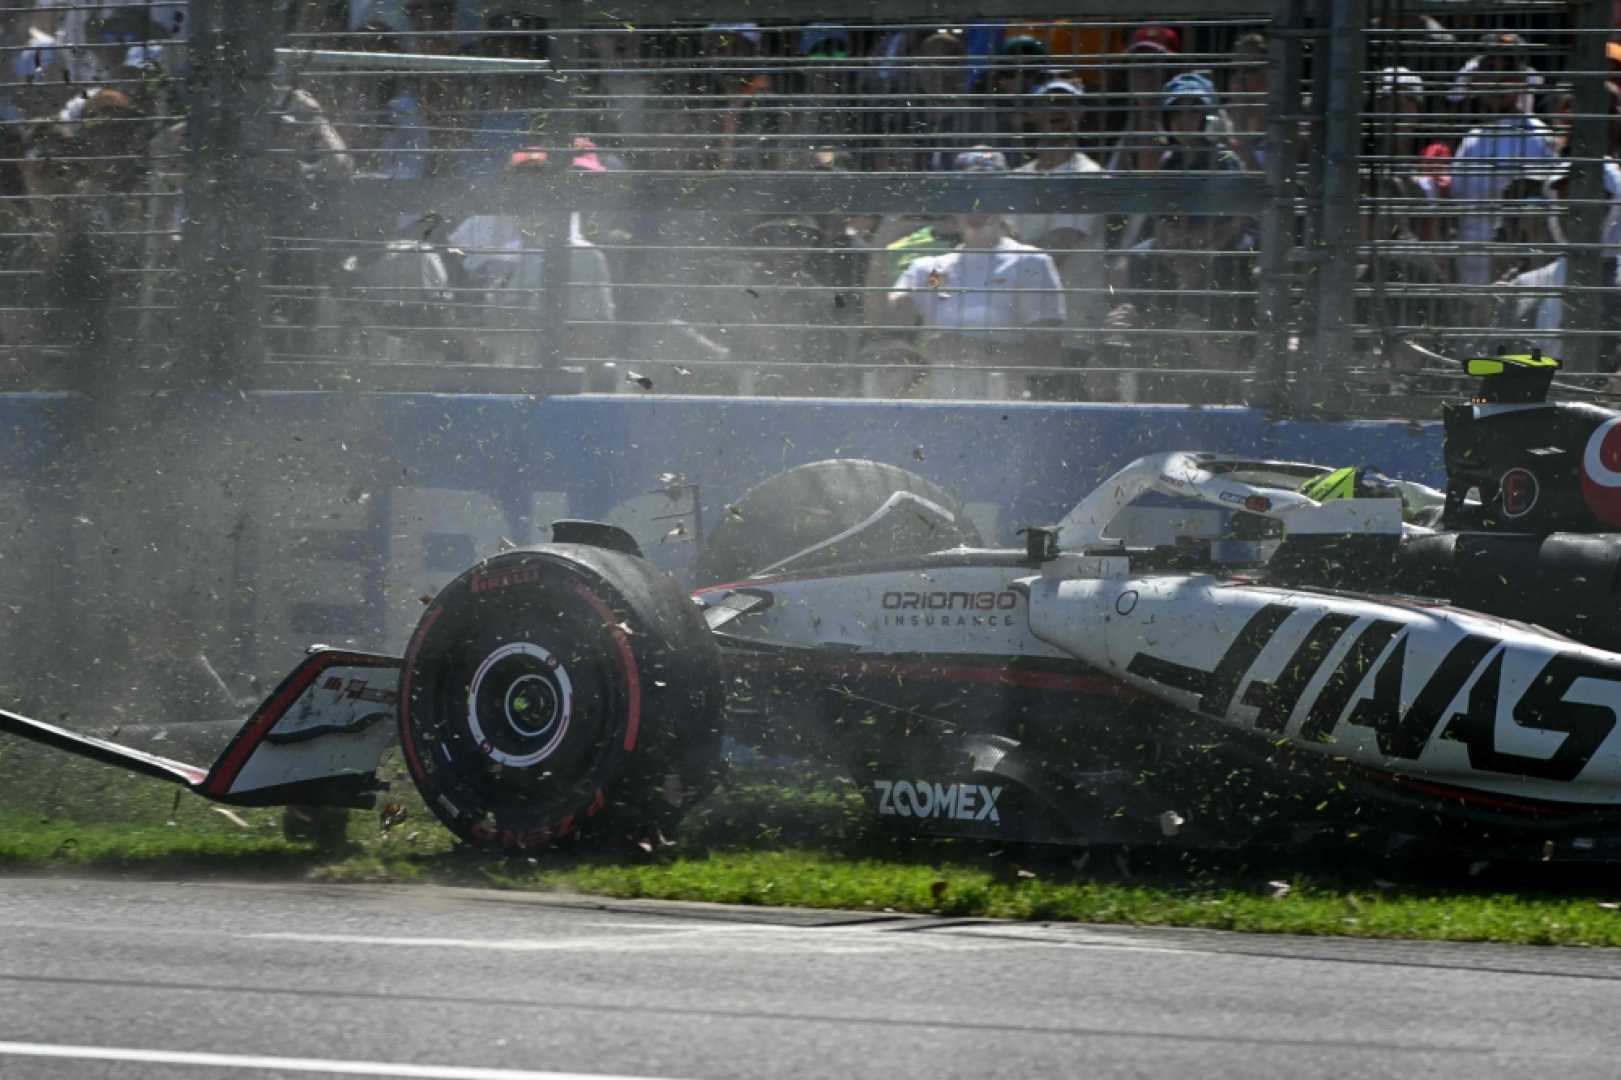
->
[524,851,1621,947]
[7,738,1621,946]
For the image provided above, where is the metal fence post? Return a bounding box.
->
[1256,0,1309,409]
[180,0,277,388]
[1302,0,1366,411]
[1563,0,1610,374]
[536,0,581,381]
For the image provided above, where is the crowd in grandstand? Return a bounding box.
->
[4,3,1621,398]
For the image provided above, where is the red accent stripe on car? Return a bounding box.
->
[204,650,400,798]
[1371,771,1584,818]
[881,661,1140,697]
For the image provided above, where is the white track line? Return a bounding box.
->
[252,926,1178,957]
[0,1041,688,1080]
[248,928,978,957]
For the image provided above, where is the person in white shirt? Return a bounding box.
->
[888,148,1065,399]
[448,150,617,365]
[1450,43,1559,290]
[1012,80,1104,394]
[1494,169,1621,364]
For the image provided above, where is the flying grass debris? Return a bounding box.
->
[380,802,409,831]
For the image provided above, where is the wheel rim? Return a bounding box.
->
[401,549,721,849]
[466,642,574,768]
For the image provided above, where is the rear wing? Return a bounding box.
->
[0,649,402,809]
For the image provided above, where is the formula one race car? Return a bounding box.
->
[9,354,1621,862]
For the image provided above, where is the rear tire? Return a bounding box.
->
[399,545,723,851]
[693,458,981,586]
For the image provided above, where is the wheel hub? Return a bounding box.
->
[467,643,573,767]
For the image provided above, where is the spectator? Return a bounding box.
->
[887,148,1065,399]
[1449,32,1545,118]
[860,26,925,100]
[1492,168,1621,363]
[674,23,776,173]
[1012,80,1105,392]
[1367,68,1452,241]
[275,86,357,183]
[876,29,978,172]
[43,85,151,194]
[1547,84,1621,177]
[1104,24,1181,175]
[139,76,351,223]
[776,25,860,168]
[1106,40,1199,253]
[985,35,1051,162]
[1450,33,1560,289]
[2,6,39,124]
[1542,88,1621,284]
[452,9,550,180]
[84,3,184,76]
[1225,32,1267,169]
[861,213,959,335]
[1492,212,1575,359]
[23,2,109,91]
[339,225,457,364]
[987,33,1050,99]
[9,1,182,118]
[1158,72,1242,172]
[403,0,459,54]
[331,5,431,183]
[1004,20,1114,86]
[1369,68,1445,190]
[260,84,356,354]
[446,146,617,366]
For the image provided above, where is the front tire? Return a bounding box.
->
[399,545,723,851]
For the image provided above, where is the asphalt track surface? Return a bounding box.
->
[2,877,1620,1079]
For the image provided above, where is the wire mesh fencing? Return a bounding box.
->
[3,1,1619,407]
[1355,1,1619,399]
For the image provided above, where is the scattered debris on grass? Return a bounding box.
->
[6,746,1621,946]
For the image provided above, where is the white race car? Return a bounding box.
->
[8,355,1621,861]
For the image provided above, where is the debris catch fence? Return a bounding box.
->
[1,0,1616,411]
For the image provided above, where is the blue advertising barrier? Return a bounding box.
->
[0,392,1445,707]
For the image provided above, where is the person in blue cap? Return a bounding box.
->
[1158,71,1242,172]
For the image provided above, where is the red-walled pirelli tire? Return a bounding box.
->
[399,545,724,852]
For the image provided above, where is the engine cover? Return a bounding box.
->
[1443,400,1621,533]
